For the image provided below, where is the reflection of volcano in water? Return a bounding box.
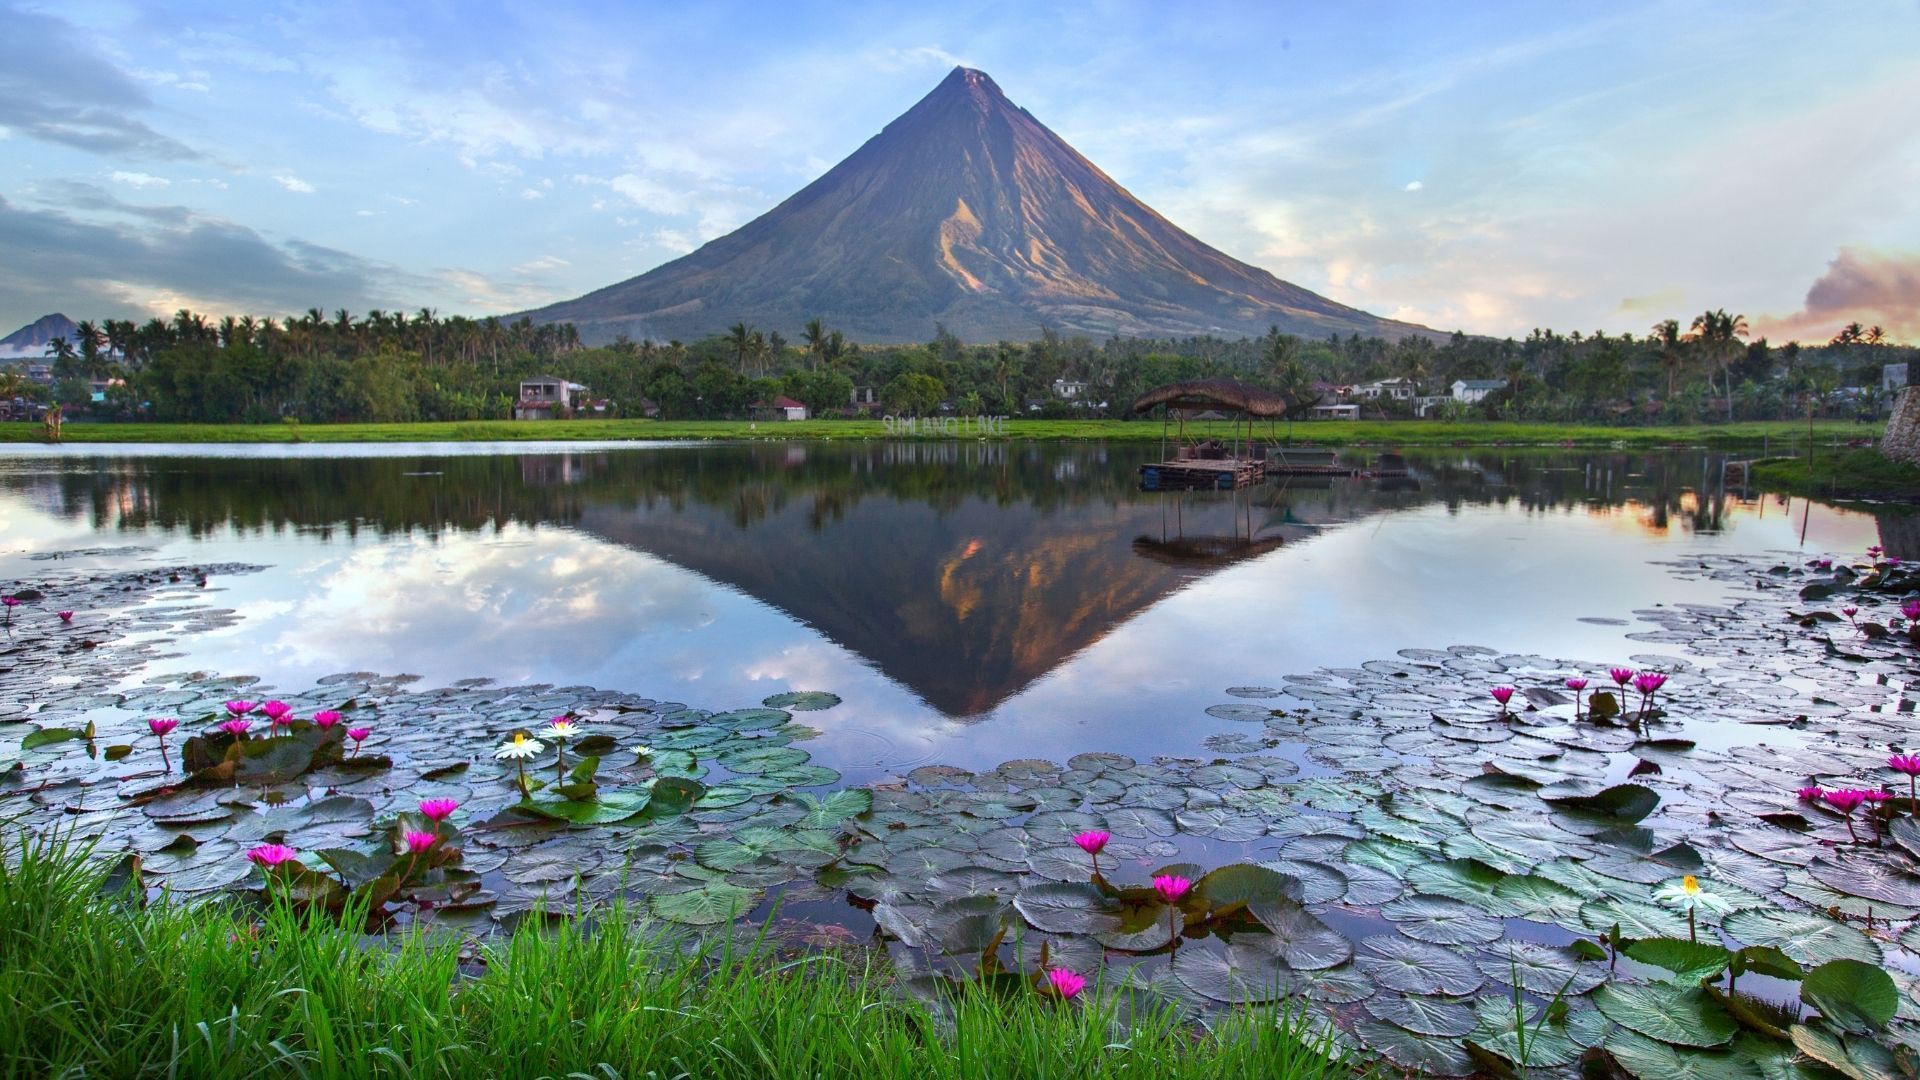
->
[577,490,1286,718]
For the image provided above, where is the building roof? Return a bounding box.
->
[772,395,806,409]
[1129,377,1288,418]
[1454,379,1506,390]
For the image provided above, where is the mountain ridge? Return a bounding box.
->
[1,313,79,355]
[525,68,1439,345]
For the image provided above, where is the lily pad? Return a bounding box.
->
[648,882,760,925]
[1592,983,1738,1048]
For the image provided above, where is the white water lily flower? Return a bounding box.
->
[1653,875,1733,915]
[494,732,546,760]
[634,744,653,757]
[548,718,582,739]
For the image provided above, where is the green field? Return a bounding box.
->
[1749,448,1920,501]
[0,416,1885,447]
[0,835,1349,1079]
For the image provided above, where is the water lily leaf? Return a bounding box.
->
[1170,944,1286,1004]
[761,764,840,788]
[1624,937,1733,983]
[794,789,872,828]
[1545,783,1659,828]
[1174,807,1269,841]
[1601,1031,1761,1080]
[1103,806,1177,839]
[1246,899,1352,970]
[1206,703,1276,723]
[1351,1019,1475,1077]
[1404,858,1505,905]
[1809,851,1920,907]
[760,691,840,711]
[1579,897,1691,940]
[1487,874,1587,922]
[518,790,652,825]
[1593,983,1738,1047]
[648,882,759,925]
[1257,859,1347,904]
[720,745,810,774]
[710,708,790,731]
[927,866,1019,899]
[20,727,88,750]
[103,744,133,761]
[1194,864,1301,913]
[1365,992,1477,1037]
[1790,1023,1903,1080]
[1380,894,1503,945]
[1478,940,1607,994]
[1722,909,1881,966]
[1355,935,1483,996]
[1013,882,1112,934]
[1801,959,1898,1032]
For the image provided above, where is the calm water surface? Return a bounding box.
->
[0,441,1906,781]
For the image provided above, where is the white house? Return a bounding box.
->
[1051,378,1089,400]
[1309,403,1360,420]
[1885,363,1911,392]
[1354,377,1415,401]
[1451,379,1506,404]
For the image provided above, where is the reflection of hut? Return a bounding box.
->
[1131,535,1286,567]
[1130,378,1288,490]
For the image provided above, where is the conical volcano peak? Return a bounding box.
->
[937,66,1006,102]
[526,68,1440,344]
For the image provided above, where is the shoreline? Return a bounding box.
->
[0,417,1885,447]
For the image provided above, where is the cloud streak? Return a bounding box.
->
[0,4,201,160]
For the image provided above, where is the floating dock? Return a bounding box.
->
[1138,458,1267,490]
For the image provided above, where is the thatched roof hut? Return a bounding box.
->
[1128,378,1288,418]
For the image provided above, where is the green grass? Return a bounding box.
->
[1748,448,1920,501]
[0,831,1351,1079]
[0,416,1885,447]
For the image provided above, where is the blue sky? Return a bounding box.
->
[4,0,1918,342]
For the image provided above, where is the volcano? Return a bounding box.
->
[528,68,1435,344]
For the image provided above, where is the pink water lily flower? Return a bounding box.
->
[1864,790,1892,804]
[1609,668,1634,687]
[402,830,437,855]
[346,727,371,756]
[312,710,342,729]
[1491,686,1515,707]
[261,700,292,721]
[57,610,74,622]
[1824,788,1870,843]
[219,718,251,738]
[224,700,257,717]
[1902,599,1920,621]
[1816,558,1833,569]
[1892,756,1920,814]
[149,717,180,770]
[1565,677,1589,718]
[1565,678,1588,691]
[1072,830,1111,877]
[1796,785,1824,802]
[1152,874,1193,904]
[1868,545,1884,557]
[419,798,460,822]
[247,843,297,869]
[1045,968,1087,1000]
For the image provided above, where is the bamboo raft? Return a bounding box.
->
[1138,458,1267,490]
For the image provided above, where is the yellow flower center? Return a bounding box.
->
[1681,875,1699,894]
[513,733,529,746]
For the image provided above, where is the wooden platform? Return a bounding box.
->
[1139,458,1266,490]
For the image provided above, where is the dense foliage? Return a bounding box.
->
[6,306,1912,425]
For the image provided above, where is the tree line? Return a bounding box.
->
[4,305,1911,425]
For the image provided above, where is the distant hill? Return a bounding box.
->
[0,313,78,355]
[525,68,1439,345]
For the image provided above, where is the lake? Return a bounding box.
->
[0,440,1899,781]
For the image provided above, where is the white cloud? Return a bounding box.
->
[1404,180,1424,192]
[520,187,544,200]
[110,170,169,188]
[274,174,315,194]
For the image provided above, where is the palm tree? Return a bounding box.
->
[1866,326,1886,345]
[801,318,827,370]
[726,323,751,372]
[1687,309,1747,422]
[1651,319,1684,399]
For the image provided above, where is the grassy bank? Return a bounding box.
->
[0,834,1347,1079]
[0,416,1885,447]
[1749,448,1920,501]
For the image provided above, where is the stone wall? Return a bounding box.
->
[1885,386,1920,466]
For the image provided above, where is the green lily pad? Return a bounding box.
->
[1601,1031,1762,1080]
[1380,894,1503,945]
[1624,937,1733,983]
[1365,992,1477,1037]
[1800,959,1898,1032]
[1593,983,1738,1048]
[1355,935,1483,996]
[1246,899,1352,970]
[760,691,841,711]
[648,882,760,925]
[1013,882,1111,934]
[1722,909,1882,966]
